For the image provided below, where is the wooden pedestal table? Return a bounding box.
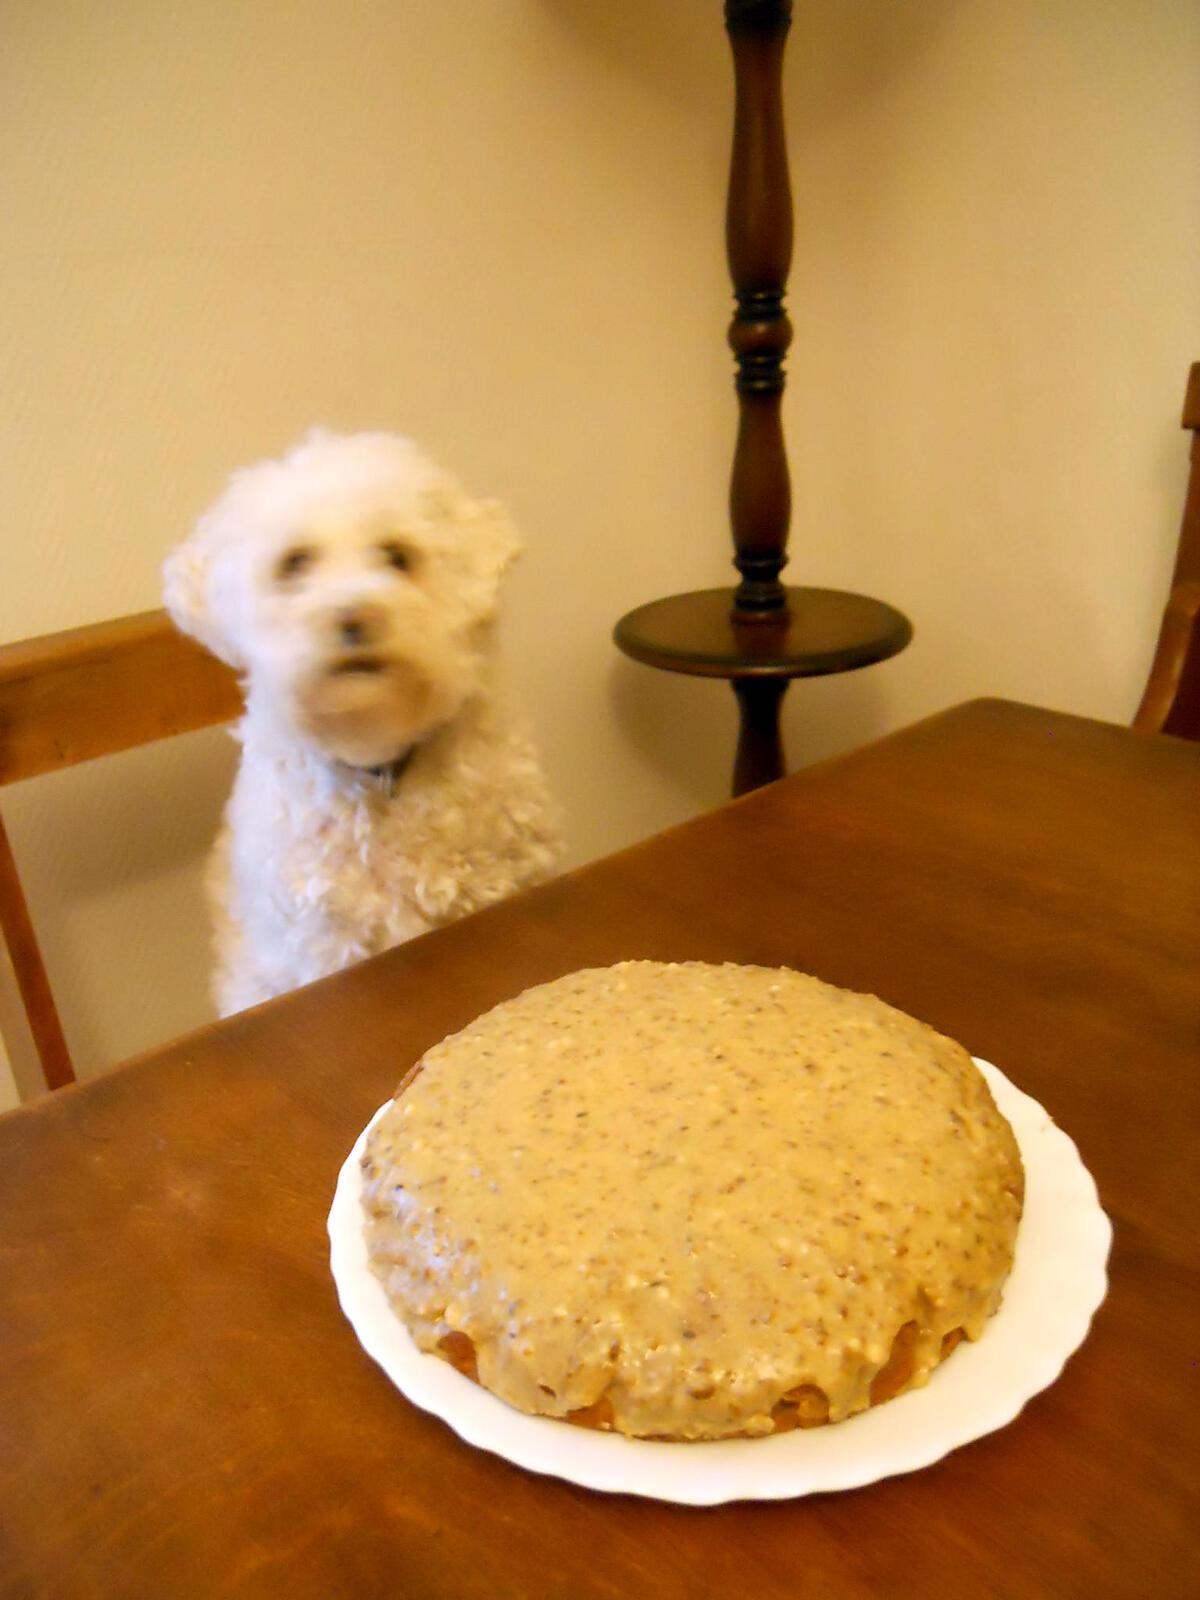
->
[615,587,912,795]
[615,2,911,794]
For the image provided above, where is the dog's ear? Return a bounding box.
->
[440,490,524,623]
[162,502,249,670]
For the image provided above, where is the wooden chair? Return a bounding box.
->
[0,610,241,1093]
[1134,362,1200,741]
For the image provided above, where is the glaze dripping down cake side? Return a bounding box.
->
[361,962,1024,1441]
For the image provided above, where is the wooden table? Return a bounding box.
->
[1,700,1196,1600]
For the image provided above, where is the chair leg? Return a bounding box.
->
[0,807,75,1092]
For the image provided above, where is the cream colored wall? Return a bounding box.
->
[2,1,1197,1109]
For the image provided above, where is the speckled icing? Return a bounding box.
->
[362,962,1024,1440]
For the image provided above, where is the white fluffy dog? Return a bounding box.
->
[164,429,561,1016]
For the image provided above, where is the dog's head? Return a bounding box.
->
[164,430,521,767]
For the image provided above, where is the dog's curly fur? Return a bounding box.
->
[164,429,562,1016]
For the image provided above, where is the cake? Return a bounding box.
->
[361,962,1024,1441]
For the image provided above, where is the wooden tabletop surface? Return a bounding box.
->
[1,700,1196,1600]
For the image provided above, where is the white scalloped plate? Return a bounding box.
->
[328,1060,1111,1504]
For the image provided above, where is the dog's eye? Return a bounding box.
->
[379,540,413,574]
[275,545,316,584]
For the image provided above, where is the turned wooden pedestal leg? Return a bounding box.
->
[611,3,911,788]
[732,678,789,796]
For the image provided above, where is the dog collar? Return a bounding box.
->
[349,746,416,799]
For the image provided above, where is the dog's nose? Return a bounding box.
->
[339,609,374,647]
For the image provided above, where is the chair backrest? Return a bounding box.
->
[1134,362,1200,741]
[0,610,241,1093]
